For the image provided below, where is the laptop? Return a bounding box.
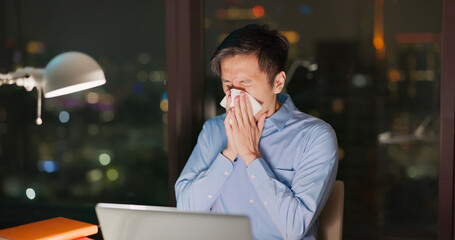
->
[95,203,253,240]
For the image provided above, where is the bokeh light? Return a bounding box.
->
[252,5,265,18]
[374,36,385,50]
[86,92,100,104]
[160,99,169,112]
[26,41,45,54]
[352,74,368,88]
[299,5,313,15]
[133,83,144,95]
[106,168,119,181]
[332,98,345,113]
[99,153,111,166]
[37,160,59,173]
[137,52,151,64]
[87,169,103,182]
[149,70,166,82]
[137,70,149,82]
[338,147,345,160]
[281,31,300,44]
[26,188,36,200]
[59,111,70,123]
[217,9,227,19]
[388,69,402,82]
[227,7,241,19]
[309,64,318,72]
[100,110,115,122]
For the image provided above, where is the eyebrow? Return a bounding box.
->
[221,79,252,83]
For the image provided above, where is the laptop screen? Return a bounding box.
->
[95,203,253,240]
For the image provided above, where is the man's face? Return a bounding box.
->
[220,54,278,120]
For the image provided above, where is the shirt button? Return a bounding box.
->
[208,195,212,199]
[251,175,255,179]
[224,171,229,176]
[249,199,254,204]
[263,201,268,205]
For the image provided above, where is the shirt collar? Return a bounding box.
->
[264,94,294,131]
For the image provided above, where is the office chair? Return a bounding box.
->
[317,180,344,240]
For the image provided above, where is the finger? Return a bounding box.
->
[245,94,255,125]
[224,107,233,131]
[257,113,267,136]
[225,90,231,112]
[239,92,250,127]
[234,96,243,128]
[231,107,239,131]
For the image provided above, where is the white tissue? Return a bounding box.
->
[220,89,262,116]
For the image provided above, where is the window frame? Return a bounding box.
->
[438,0,455,239]
[165,0,204,207]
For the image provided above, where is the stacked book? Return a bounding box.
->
[0,217,98,240]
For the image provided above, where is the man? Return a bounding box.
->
[175,24,338,240]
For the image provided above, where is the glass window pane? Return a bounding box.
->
[204,1,441,238]
[0,0,167,228]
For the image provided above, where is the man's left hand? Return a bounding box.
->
[230,92,267,166]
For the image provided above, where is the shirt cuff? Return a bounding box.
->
[207,152,235,179]
[246,158,275,180]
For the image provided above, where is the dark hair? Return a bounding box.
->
[210,24,289,85]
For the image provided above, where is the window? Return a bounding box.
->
[0,0,168,228]
[204,0,442,238]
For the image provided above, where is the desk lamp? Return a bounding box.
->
[0,52,106,125]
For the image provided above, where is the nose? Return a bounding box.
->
[230,82,245,92]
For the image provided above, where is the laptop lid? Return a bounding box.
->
[95,203,253,240]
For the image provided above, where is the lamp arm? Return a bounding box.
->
[0,73,36,91]
[0,70,44,125]
[36,86,43,125]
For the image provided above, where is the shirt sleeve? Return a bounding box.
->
[175,123,234,211]
[246,125,338,240]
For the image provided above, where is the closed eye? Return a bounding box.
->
[241,79,252,85]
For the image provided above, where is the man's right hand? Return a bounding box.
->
[222,89,238,162]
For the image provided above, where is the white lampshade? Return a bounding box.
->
[43,52,106,98]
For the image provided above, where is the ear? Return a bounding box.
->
[272,71,286,94]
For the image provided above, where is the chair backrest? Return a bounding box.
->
[317,180,344,240]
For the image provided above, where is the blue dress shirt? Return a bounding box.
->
[175,94,338,240]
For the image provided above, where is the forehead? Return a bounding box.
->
[220,54,263,79]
